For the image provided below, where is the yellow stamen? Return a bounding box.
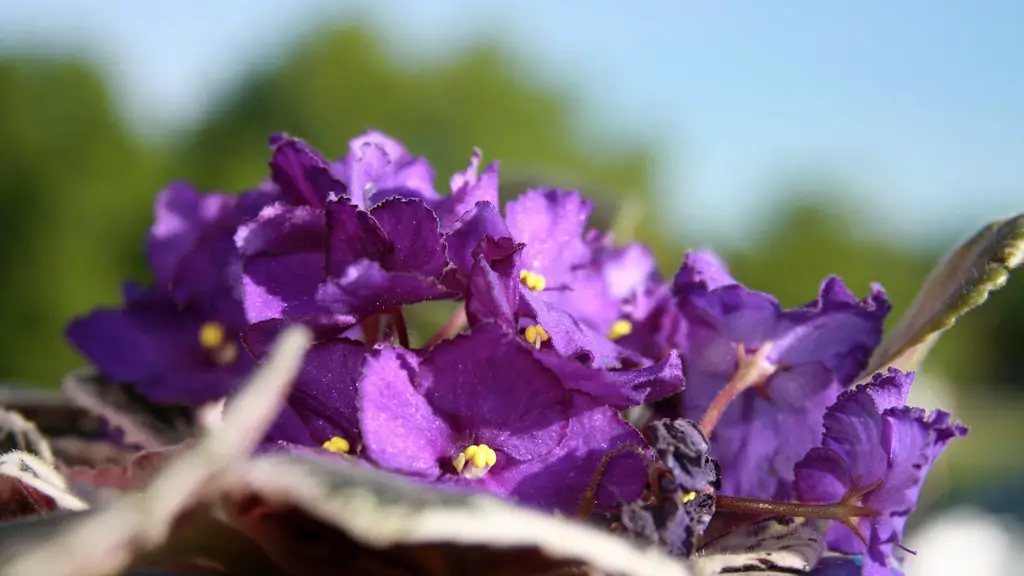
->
[519,269,547,291]
[322,436,351,454]
[198,321,226,349]
[680,491,697,504]
[523,324,550,349]
[452,444,497,479]
[607,319,633,340]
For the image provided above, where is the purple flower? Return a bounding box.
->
[660,250,891,500]
[506,189,662,353]
[66,282,251,406]
[794,368,967,575]
[240,134,501,343]
[357,322,649,513]
[460,196,667,372]
[68,183,270,406]
[462,232,684,408]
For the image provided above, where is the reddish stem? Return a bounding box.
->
[425,304,467,349]
[387,308,410,349]
[715,488,882,546]
[576,444,648,520]
[361,316,381,346]
[699,343,776,436]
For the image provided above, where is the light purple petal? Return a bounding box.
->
[506,188,593,287]
[435,149,500,232]
[360,347,454,477]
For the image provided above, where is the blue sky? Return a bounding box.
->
[3,0,1023,250]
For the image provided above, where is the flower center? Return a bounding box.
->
[452,444,497,479]
[519,269,547,291]
[197,321,239,366]
[607,319,633,340]
[523,324,550,349]
[321,436,351,454]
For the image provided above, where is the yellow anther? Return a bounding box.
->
[607,319,633,340]
[322,436,351,454]
[452,444,497,479]
[680,491,697,504]
[198,321,226,349]
[523,324,550,349]
[519,269,547,291]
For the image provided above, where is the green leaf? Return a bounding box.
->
[857,213,1024,382]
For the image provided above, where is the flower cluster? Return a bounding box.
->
[66,130,967,574]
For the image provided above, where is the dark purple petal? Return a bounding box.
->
[443,201,513,285]
[274,339,370,450]
[235,203,336,324]
[368,197,447,277]
[533,347,684,409]
[147,182,233,290]
[316,260,455,319]
[495,397,648,513]
[268,133,345,208]
[324,200,389,275]
[465,243,522,330]
[360,347,454,477]
[418,323,570,460]
[66,283,250,406]
[506,188,593,288]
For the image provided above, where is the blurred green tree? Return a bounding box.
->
[0,56,165,386]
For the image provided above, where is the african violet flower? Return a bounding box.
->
[239,132,501,343]
[657,250,891,500]
[265,322,679,513]
[67,183,272,405]
[461,195,669,374]
[794,368,968,574]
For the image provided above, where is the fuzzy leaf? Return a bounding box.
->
[857,213,1024,381]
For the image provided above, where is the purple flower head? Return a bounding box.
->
[461,233,684,408]
[356,322,650,513]
[506,189,662,345]
[662,250,891,500]
[147,182,275,321]
[68,183,272,406]
[460,193,667,371]
[794,368,968,575]
[66,282,251,406]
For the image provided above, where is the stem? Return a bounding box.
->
[576,444,648,520]
[699,343,776,436]
[361,316,381,346]
[388,308,410,349]
[425,304,468,349]
[714,495,879,522]
[715,490,881,546]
